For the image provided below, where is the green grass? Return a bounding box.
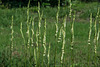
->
[0,21,100,67]
[0,2,100,67]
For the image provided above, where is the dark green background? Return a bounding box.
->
[0,0,99,8]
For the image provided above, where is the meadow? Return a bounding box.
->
[0,1,100,67]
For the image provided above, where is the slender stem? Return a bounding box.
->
[69,0,72,19]
[87,13,92,67]
[20,22,26,67]
[48,43,51,67]
[70,11,75,67]
[54,1,60,67]
[36,30,38,67]
[61,29,65,67]
[61,15,67,67]
[94,8,99,67]
[10,15,14,67]
[42,19,47,66]
[26,0,30,66]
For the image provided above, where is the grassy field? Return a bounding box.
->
[0,2,100,67]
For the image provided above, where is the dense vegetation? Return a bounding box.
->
[0,0,100,67]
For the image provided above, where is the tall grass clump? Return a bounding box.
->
[26,0,30,49]
[96,20,100,65]
[29,17,34,66]
[20,22,25,48]
[42,19,47,66]
[61,28,65,67]
[20,22,27,67]
[55,0,60,38]
[60,15,67,67]
[10,15,14,67]
[54,0,60,66]
[30,18,35,66]
[26,0,32,66]
[87,13,92,66]
[37,2,43,66]
[35,30,39,67]
[94,8,99,66]
[38,2,43,44]
[31,18,34,47]
[70,12,75,67]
